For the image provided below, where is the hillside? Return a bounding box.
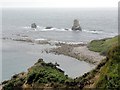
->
[2,59,73,90]
[2,35,120,89]
[80,35,120,88]
[88,35,119,55]
[95,42,120,88]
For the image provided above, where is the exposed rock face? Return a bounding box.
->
[72,19,82,31]
[31,23,37,29]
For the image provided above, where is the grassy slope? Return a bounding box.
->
[2,35,120,89]
[88,36,118,55]
[2,59,72,90]
[95,43,120,88]
[86,35,120,88]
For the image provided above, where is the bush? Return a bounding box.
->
[3,81,14,90]
[27,72,36,84]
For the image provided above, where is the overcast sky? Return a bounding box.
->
[0,0,119,8]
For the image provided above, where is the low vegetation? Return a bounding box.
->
[95,43,120,88]
[2,35,120,89]
[88,35,119,55]
[84,35,120,88]
[2,59,73,90]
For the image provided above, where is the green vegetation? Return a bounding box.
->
[3,59,72,89]
[2,73,26,90]
[88,36,119,55]
[70,35,120,89]
[2,35,120,89]
[26,59,70,84]
[86,35,120,89]
[95,44,120,89]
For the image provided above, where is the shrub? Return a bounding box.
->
[26,73,36,84]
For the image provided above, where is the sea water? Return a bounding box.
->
[1,8,118,81]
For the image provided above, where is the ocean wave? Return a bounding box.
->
[83,29,103,34]
[12,36,84,46]
[48,40,83,45]
[40,28,72,32]
[21,26,117,36]
[22,26,102,33]
[35,38,84,46]
[22,26,44,30]
[35,38,47,41]
[22,26,72,32]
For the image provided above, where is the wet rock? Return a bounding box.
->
[45,26,53,29]
[72,19,82,31]
[65,28,69,30]
[31,23,37,29]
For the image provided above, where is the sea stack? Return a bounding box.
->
[31,23,37,29]
[72,19,82,31]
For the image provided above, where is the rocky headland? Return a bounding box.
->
[48,43,105,65]
[2,35,120,89]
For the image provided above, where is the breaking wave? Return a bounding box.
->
[20,26,117,38]
[21,26,106,34]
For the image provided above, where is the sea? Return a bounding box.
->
[1,8,118,82]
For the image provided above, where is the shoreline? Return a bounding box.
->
[48,43,105,65]
[2,35,119,89]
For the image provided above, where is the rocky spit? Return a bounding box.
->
[2,36,104,65]
[49,44,105,65]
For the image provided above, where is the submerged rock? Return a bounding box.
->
[72,19,82,31]
[31,23,37,29]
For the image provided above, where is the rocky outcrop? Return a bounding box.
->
[45,26,53,29]
[2,59,71,89]
[31,23,37,29]
[72,19,82,31]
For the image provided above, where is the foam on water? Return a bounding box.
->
[22,25,117,37]
[83,29,103,34]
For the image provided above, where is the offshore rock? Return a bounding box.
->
[45,26,53,29]
[31,23,37,29]
[72,19,82,31]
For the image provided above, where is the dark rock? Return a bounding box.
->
[65,28,69,30]
[31,23,37,29]
[45,26,53,29]
[55,62,60,66]
[72,19,82,31]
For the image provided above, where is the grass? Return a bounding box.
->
[3,59,72,89]
[86,35,120,89]
[26,63,69,84]
[95,44,120,89]
[3,35,120,89]
[73,35,120,89]
[88,36,119,55]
